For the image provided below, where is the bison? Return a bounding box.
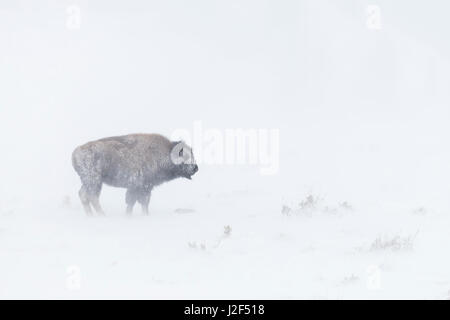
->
[72,134,198,215]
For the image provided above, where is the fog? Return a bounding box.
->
[1,0,450,299]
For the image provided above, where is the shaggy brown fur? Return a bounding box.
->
[72,134,198,215]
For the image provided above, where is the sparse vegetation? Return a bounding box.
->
[369,232,418,252]
[223,225,232,237]
[188,225,232,251]
[281,205,292,216]
[282,194,353,217]
[341,274,359,285]
[188,241,206,250]
[299,194,321,211]
[339,202,353,210]
[174,208,196,214]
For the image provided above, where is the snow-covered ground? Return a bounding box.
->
[1,0,450,299]
[2,185,450,299]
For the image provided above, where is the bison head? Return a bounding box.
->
[170,141,198,180]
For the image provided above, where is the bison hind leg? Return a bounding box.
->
[79,185,93,215]
[79,183,104,216]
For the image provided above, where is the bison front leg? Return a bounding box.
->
[125,188,138,215]
[138,190,152,215]
[126,188,152,215]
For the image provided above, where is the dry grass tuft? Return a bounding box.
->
[369,232,418,252]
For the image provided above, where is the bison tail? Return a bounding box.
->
[72,147,85,174]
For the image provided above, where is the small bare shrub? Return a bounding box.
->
[223,225,232,237]
[339,201,353,210]
[188,241,206,250]
[281,205,292,216]
[341,274,359,285]
[282,194,353,217]
[369,232,418,252]
[188,225,232,251]
[299,194,322,212]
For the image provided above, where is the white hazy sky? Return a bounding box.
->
[1,0,449,210]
